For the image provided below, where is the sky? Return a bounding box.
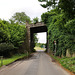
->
[36,32,47,43]
[0,0,47,43]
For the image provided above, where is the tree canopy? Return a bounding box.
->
[9,12,31,25]
[39,0,75,19]
[41,6,75,56]
[0,11,29,57]
[38,0,57,9]
[33,17,39,24]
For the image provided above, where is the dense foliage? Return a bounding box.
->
[0,19,26,57]
[59,57,75,73]
[51,55,75,73]
[39,0,75,19]
[41,9,75,57]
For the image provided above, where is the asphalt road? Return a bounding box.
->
[0,52,70,75]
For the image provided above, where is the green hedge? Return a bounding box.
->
[0,43,14,51]
[41,10,75,56]
[0,20,27,57]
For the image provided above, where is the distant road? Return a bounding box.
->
[0,52,70,75]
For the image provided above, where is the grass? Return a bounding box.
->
[59,57,75,73]
[34,46,46,51]
[50,55,75,73]
[0,53,28,67]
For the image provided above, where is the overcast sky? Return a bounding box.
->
[36,32,47,43]
[0,0,47,43]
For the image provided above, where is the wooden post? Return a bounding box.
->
[0,56,3,66]
[27,51,28,59]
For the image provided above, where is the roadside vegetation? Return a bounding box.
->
[0,12,39,67]
[34,43,46,51]
[0,53,28,67]
[39,0,75,57]
[50,55,75,73]
[0,12,31,57]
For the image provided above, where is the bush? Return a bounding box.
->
[0,20,10,43]
[7,24,26,48]
[0,43,14,57]
[0,19,27,57]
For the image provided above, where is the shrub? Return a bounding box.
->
[0,43,14,57]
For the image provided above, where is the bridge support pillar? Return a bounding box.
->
[46,32,49,53]
[26,22,31,52]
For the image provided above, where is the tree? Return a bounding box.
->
[58,0,75,18]
[41,8,75,56]
[38,0,58,10]
[34,33,38,44]
[7,24,26,48]
[31,33,38,52]
[0,19,27,57]
[9,12,31,25]
[39,0,75,19]
[0,20,10,43]
[41,10,56,24]
[33,17,39,24]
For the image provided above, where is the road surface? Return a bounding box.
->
[0,52,70,75]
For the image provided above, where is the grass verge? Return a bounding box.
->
[50,54,75,74]
[0,53,28,67]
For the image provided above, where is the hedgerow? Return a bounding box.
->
[41,10,75,57]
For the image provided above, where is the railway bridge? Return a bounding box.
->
[26,22,49,52]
